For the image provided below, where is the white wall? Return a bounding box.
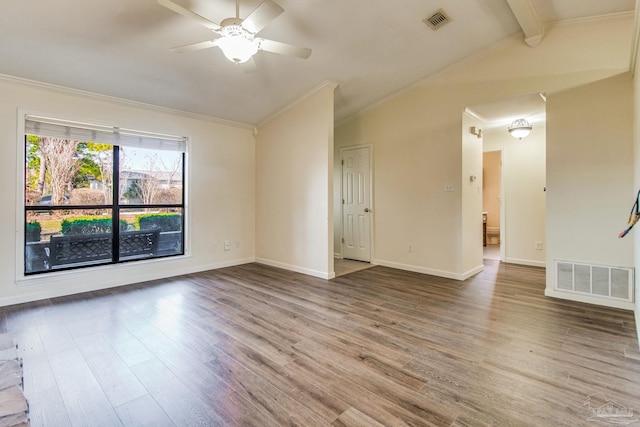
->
[545,73,634,308]
[255,83,336,279]
[335,87,464,278]
[335,15,633,281]
[631,22,640,339]
[0,76,256,307]
[461,112,484,276]
[483,122,546,267]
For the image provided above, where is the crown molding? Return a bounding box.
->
[464,108,488,123]
[336,35,520,128]
[0,73,254,130]
[545,10,634,27]
[256,80,339,129]
[336,12,635,129]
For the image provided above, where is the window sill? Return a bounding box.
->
[16,253,191,287]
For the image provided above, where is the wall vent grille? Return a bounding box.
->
[554,260,634,302]
[423,9,451,30]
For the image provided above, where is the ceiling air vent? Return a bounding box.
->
[423,9,451,30]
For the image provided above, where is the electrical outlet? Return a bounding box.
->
[444,183,454,192]
[535,241,543,250]
[224,241,231,251]
[408,245,413,253]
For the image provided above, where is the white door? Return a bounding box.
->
[342,147,371,262]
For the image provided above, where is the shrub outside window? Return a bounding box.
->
[24,116,186,274]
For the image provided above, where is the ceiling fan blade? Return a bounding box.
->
[257,39,311,59]
[169,39,220,53]
[241,0,284,34]
[240,57,258,73]
[158,0,221,31]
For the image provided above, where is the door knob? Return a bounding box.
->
[364,208,370,213]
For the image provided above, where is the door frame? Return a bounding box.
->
[498,149,505,261]
[339,144,374,262]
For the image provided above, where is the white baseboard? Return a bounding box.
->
[255,258,335,280]
[636,303,640,349]
[504,258,546,268]
[334,253,343,259]
[545,288,635,311]
[635,274,640,347]
[462,264,485,280]
[373,259,482,281]
[2,257,256,308]
[189,257,256,274]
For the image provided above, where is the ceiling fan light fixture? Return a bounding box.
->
[217,25,259,64]
[508,118,532,139]
[159,0,310,69]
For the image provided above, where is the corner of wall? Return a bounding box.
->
[633,29,640,346]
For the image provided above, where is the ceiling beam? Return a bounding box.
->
[506,0,544,47]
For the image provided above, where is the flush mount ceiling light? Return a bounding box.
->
[508,118,532,139]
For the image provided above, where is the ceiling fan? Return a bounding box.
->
[158,0,312,71]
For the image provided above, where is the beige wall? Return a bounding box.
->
[482,151,501,230]
[0,76,255,306]
[632,30,640,336]
[483,122,546,267]
[461,112,484,275]
[335,15,633,281]
[546,73,633,307]
[3,15,635,311]
[255,83,336,279]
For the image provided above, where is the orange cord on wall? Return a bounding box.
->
[619,189,640,238]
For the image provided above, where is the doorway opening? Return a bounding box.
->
[483,150,502,261]
[469,92,546,267]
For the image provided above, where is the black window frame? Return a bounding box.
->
[23,129,186,276]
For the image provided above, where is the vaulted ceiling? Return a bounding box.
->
[0,0,635,125]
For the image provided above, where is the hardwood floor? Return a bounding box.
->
[482,244,500,261]
[1,260,639,426]
[334,258,373,276]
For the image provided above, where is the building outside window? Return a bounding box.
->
[24,115,186,274]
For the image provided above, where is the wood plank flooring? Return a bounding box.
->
[1,260,639,426]
[334,259,373,277]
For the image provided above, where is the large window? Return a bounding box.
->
[24,116,186,274]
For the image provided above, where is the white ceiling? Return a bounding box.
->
[0,0,635,125]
